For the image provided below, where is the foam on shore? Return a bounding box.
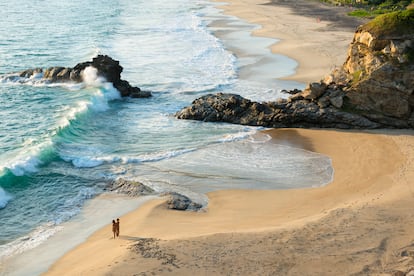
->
[1,194,156,276]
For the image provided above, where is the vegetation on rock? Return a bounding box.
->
[321,0,414,18]
[361,8,414,37]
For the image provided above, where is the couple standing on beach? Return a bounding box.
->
[112,218,120,239]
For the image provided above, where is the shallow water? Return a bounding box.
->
[0,0,332,270]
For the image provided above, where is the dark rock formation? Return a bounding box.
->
[164,192,203,211]
[176,91,382,129]
[177,10,414,129]
[17,55,151,98]
[104,179,203,211]
[105,178,155,197]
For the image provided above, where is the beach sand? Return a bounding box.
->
[215,0,366,83]
[44,129,414,275]
[44,1,414,275]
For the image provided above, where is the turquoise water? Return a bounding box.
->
[0,0,333,265]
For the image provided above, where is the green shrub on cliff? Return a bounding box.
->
[327,0,414,17]
[361,8,414,37]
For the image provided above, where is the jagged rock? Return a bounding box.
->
[329,96,343,109]
[56,67,71,80]
[318,95,331,108]
[72,55,152,98]
[105,178,155,197]
[13,55,151,98]
[19,68,43,78]
[281,88,302,95]
[176,92,381,129]
[73,55,123,84]
[44,67,66,81]
[164,192,202,211]
[328,9,414,120]
[301,82,327,100]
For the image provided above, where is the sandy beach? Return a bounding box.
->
[43,1,414,275]
[44,128,414,275]
[215,0,366,84]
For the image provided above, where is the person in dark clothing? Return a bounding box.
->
[112,220,117,239]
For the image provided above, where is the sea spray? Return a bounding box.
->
[0,139,56,178]
[81,66,105,87]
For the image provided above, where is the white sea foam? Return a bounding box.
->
[149,138,334,191]
[89,84,121,112]
[0,187,12,209]
[71,157,105,168]
[57,100,89,128]
[81,66,105,87]
[65,148,195,168]
[9,156,41,176]
[0,223,63,262]
[0,150,42,176]
[0,73,83,92]
[2,195,156,276]
[53,187,97,224]
[218,127,259,143]
[0,187,98,263]
[120,148,196,164]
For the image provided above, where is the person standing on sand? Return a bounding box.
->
[112,219,117,239]
[116,218,120,237]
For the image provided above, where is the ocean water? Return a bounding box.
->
[0,0,333,270]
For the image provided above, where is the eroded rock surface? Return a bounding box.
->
[177,10,414,129]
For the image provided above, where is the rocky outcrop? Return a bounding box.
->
[177,10,414,129]
[326,9,414,125]
[16,55,151,98]
[104,179,203,211]
[176,91,382,129]
[164,192,203,211]
[105,178,155,197]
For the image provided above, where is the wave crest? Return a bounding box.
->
[61,148,196,168]
[0,187,12,209]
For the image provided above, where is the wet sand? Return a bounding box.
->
[44,128,414,275]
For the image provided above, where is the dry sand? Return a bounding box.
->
[45,129,414,275]
[44,1,414,276]
[215,0,367,83]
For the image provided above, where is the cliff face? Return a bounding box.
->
[328,9,414,123]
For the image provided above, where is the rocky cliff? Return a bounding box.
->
[327,8,414,126]
[177,9,414,129]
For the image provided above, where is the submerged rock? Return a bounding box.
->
[105,178,155,197]
[164,192,203,211]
